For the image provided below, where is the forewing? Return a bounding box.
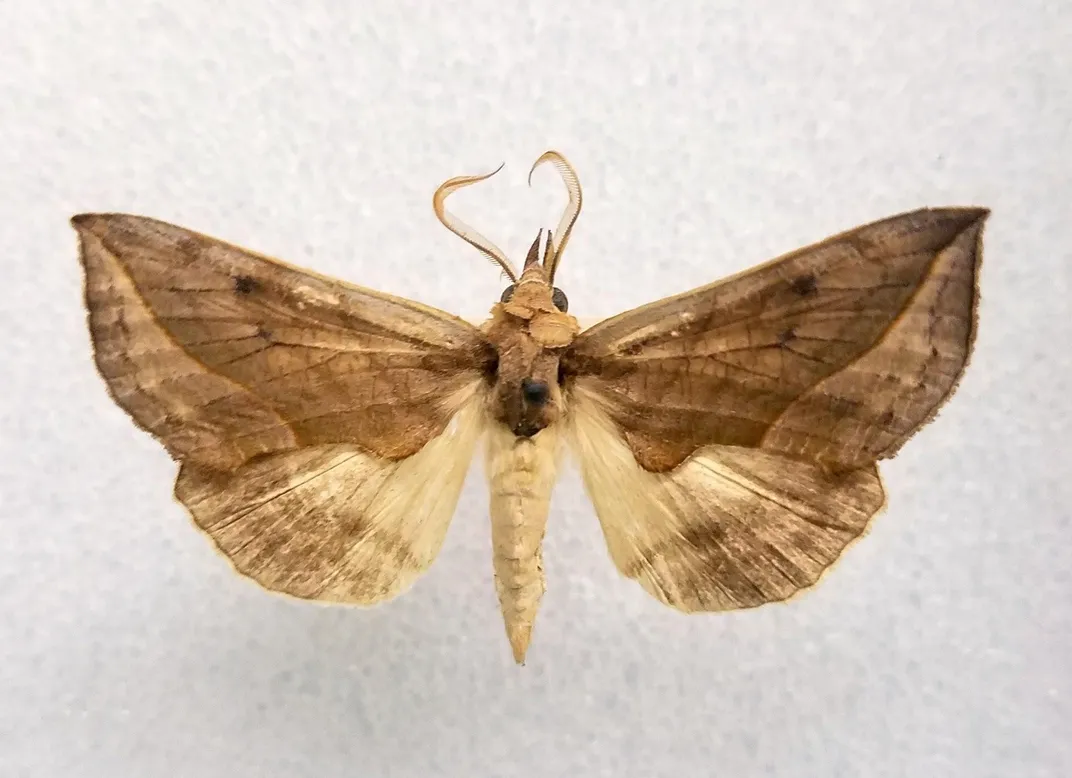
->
[175,386,487,603]
[75,213,494,470]
[564,208,987,471]
[567,386,885,611]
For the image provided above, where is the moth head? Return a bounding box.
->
[432,151,584,437]
[483,230,580,436]
[495,229,578,348]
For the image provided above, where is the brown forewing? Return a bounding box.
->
[562,207,987,472]
[75,213,495,471]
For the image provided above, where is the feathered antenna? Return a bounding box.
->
[433,163,518,282]
[527,151,582,282]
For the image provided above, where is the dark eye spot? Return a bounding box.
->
[500,284,516,303]
[551,287,568,312]
[521,377,550,405]
[790,273,817,296]
[234,275,257,295]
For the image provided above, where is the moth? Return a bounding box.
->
[74,151,987,663]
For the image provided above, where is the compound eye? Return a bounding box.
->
[500,284,516,303]
[551,287,568,312]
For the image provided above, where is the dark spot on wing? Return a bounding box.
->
[930,346,939,357]
[827,396,861,417]
[790,273,817,296]
[778,327,796,345]
[175,236,201,258]
[234,275,257,295]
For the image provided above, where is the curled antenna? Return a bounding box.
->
[527,151,582,282]
[433,163,518,282]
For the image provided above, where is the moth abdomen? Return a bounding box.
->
[485,423,559,663]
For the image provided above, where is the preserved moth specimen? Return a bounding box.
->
[74,151,987,663]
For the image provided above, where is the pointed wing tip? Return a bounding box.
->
[70,213,97,231]
[956,206,990,224]
[934,206,990,230]
[71,213,121,235]
[71,214,124,268]
[71,214,106,269]
[898,206,989,250]
[948,207,990,248]
[71,213,143,235]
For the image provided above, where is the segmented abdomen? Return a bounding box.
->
[485,424,560,663]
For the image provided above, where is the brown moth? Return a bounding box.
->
[74,151,987,663]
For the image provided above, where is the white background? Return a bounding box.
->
[2,2,1069,776]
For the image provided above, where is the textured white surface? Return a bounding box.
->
[1,2,1069,776]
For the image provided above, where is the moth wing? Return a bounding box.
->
[567,387,885,610]
[564,208,988,472]
[76,213,493,601]
[175,390,486,603]
[75,213,493,471]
